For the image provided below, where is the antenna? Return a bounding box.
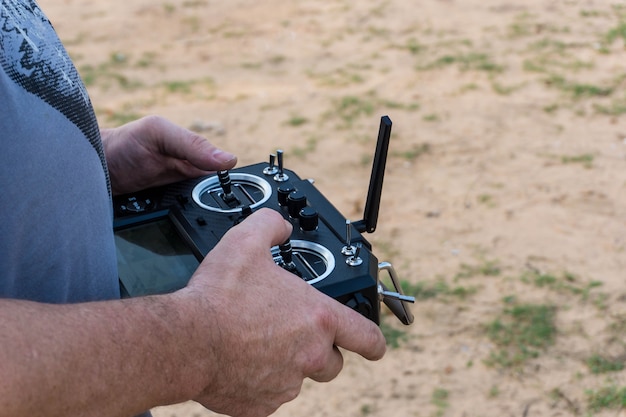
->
[353,116,392,234]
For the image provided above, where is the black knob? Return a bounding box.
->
[299,206,319,231]
[277,184,296,206]
[287,190,307,218]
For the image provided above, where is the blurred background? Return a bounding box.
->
[41,0,626,415]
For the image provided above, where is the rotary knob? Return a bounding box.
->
[287,190,307,218]
[299,206,319,231]
[277,184,296,207]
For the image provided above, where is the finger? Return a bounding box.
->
[221,208,293,250]
[332,305,387,361]
[308,345,344,383]
[142,116,237,171]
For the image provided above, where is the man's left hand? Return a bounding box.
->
[102,115,237,195]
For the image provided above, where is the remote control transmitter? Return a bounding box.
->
[113,116,414,325]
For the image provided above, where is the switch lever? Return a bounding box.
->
[342,220,356,256]
[263,153,278,175]
[273,150,289,182]
[346,243,363,267]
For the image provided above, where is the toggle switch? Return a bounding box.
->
[346,243,363,267]
[341,219,356,256]
[263,153,278,175]
[273,149,289,182]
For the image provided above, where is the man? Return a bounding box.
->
[0,1,386,416]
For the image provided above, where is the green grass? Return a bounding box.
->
[586,354,625,374]
[399,278,477,301]
[431,388,449,416]
[455,260,502,279]
[405,37,424,54]
[486,302,557,368]
[285,115,309,127]
[325,92,417,129]
[393,143,431,161]
[587,384,626,412]
[379,317,408,348]
[334,95,375,127]
[561,153,594,168]
[604,21,626,44]
[290,136,317,158]
[544,75,614,98]
[521,270,604,302]
[594,99,626,115]
[102,111,143,126]
[418,52,504,73]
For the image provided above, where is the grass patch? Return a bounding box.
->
[587,384,626,412]
[405,37,425,55]
[455,260,501,279]
[379,317,408,348]
[77,52,146,91]
[422,113,440,122]
[285,115,309,127]
[393,143,431,161]
[561,153,594,168]
[521,270,603,301]
[604,21,626,45]
[101,111,143,126]
[486,301,557,368]
[334,95,375,127]
[307,67,366,87]
[594,99,626,115]
[586,354,625,374]
[399,278,477,301]
[400,280,446,300]
[325,92,418,128]
[290,137,317,158]
[431,388,449,416]
[418,52,504,73]
[544,74,614,98]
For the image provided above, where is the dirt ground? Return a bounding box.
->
[40,0,626,416]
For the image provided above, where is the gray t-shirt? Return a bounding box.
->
[0,0,119,303]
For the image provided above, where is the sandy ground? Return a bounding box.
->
[40,0,626,416]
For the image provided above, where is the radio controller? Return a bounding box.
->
[113,116,414,325]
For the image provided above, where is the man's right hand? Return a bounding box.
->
[179,208,387,417]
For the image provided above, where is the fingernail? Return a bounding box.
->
[213,149,236,164]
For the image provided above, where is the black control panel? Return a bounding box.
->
[113,116,414,325]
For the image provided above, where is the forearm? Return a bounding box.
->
[0,292,210,417]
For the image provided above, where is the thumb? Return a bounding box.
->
[219,208,293,252]
[141,116,237,171]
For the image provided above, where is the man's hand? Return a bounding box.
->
[178,209,387,417]
[0,210,384,417]
[102,115,237,195]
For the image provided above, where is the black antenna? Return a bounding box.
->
[353,116,392,234]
